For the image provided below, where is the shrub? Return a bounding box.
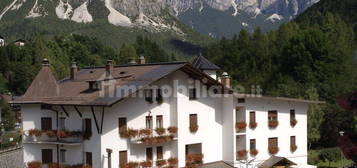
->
[29,129,41,137]
[167,126,178,134]
[236,121,247,130]
[290,119,297,127]
[189,125,198,133]
[168,157,178,165]
[249,122,257,129]
[156,159,167,167]
[27,161,42,168]
[250,149,258,156]
[140,160,152,167]
[268,120,279,128]
[319,148,340,163]
[269,147,279,154]
[155,127,166,135]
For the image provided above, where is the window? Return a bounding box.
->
[118,118,127,131]
[290,109,296,120]
[84,119,92,133]
[156,89,163,103]
[189,88,197,100]
[42,149,53,164]
[144,89,153,102]
[268,137,278,149]
[157,146,163,160]
[268,110,278,121]
[146,147,153,161]
[146,116,153,129]
[189,114,198,132]
[156,115,163,128]
[59,117,66,130]
[238,98,245,103]
[249,111,256,123]
[60,149,66,163]
[86,152,92,166]
[250,139,256,150]
[119,151,127,166]
[41,118,52,131]
[290,136,296,147]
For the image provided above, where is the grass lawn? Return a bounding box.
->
[309,148,353,168]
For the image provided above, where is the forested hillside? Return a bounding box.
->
[0,35,173,95]
[204,7,357,147]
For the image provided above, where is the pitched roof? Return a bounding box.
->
[13,61,228,106]
[258,156,296,168]
[192,54,220,70]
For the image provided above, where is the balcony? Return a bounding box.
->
[120,126,178,145]
[23,129,85,145]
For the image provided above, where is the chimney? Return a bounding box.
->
[42,58,49,67]
[70,62,78,80]
[129,58,137,64]
[221,72,231,88]
[139,56,146,64]
[106,60,114,75]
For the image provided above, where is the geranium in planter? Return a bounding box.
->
[127,128,139,138]
[187,153,204,164]
[139,128,152,137]
[290,119,297,127]
[168,126,178,135]
[249,122,257,129]
[237,150,247,159]
[155,127,166,135]
[268,147,279,155]
[156,159,167,167]
[45,130,56,137]
[250,149,259,156]
[140,160,152,168]
[168,157,178,166]
[268,120,279,128]
[122,162,139,168]
[290,145,297,152]
[189,125,198,133]
[119,128,130,138]
[57,130,67,138]
[28,129,42,141]
[27,161,42,168]
[236,121,247,131]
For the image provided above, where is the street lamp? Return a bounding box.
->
[339,131,345,168]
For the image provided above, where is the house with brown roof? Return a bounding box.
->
[13,57,321,168]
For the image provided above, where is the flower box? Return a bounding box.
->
[236,121,247,131]
[27,161,42,168]
[237,150,247,159]
[155,127,166,135]
[140,160,152,168]
[189,125,198,133]
[156,159,167,167]
[268,147,279,154]
[290,145,297,152]
[290,119,297,127]
[268,120,279,128]
[168,126,178,135]
[186,153,204,164]
[249,122,257,129]
[250,149,259,156]
[168,157,178,166]
[139,128,152,137]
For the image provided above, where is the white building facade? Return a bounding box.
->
[13,57,321,168]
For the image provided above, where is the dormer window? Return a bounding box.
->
[89,81,102,91]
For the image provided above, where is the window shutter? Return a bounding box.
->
[290,136,296,146]
[119,151,127,166]
[156,115,163,128]
[42,149,53,164]
[268,111,278,121]
[85,119,92,133]
[290,110,296,120]
[146,116,153,129]
[249,111,256,123]
[189,88,197,100]
[86,152,93,166]
[41,118,52,131]
[119,118,127,130]
[157,146,163,160]
[269,138,278,148]
[190,114,198,127]
[250,139,256,150]
[146,148,153,161]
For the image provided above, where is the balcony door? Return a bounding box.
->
[119,151,127,166]
[42,149,53,164]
